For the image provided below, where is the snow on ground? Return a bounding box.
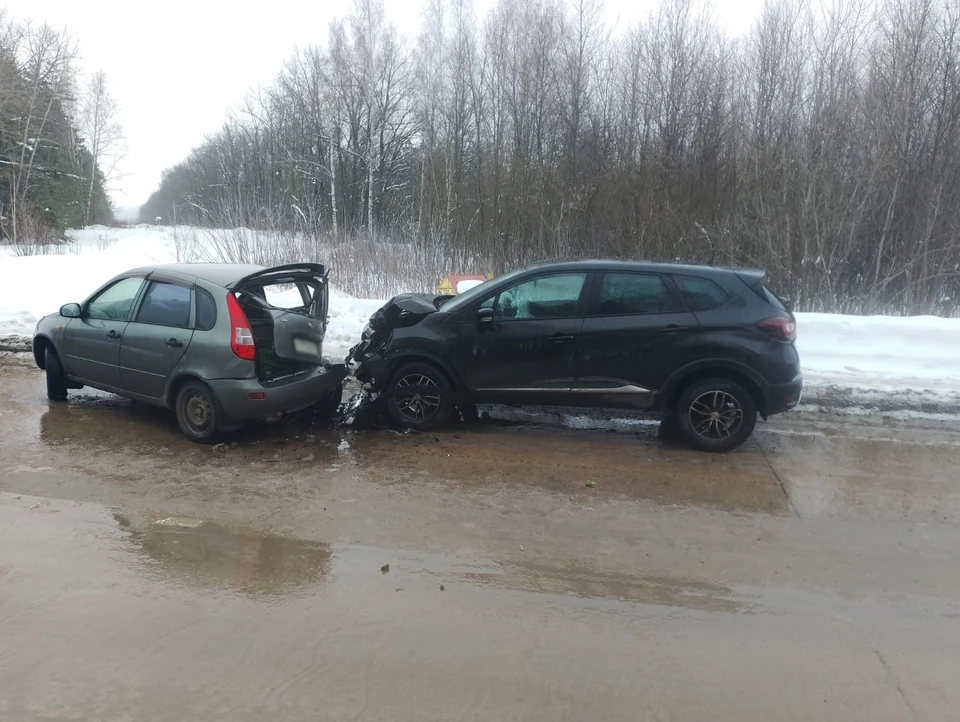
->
[2,225,959,411]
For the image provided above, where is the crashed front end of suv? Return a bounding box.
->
[346,292,465,429]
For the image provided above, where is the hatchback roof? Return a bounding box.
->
[125,263,266,287]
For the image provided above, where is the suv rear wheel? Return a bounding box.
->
[175,380,221,444]
[385,362,454,431]
[677,379,757,453]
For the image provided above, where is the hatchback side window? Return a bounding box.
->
[135,281,192,328]
[484,273,587,320]
[590,273,682,316]
[195,287,218,330]
[675,275,729,311]
[85,277,145,321]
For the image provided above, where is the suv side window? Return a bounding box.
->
[85,277,145,321]
[482,273,587,320]
[590,273,682,316]
[675,275,729,311]
[135,281,192,328]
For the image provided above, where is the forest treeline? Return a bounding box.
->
[142,0,960,314]
[0,12,119,246]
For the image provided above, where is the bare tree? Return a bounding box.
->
[79,71,124,225]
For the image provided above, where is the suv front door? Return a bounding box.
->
[119,278,195,399]
[62,276,146,387]
[575,272,698,408]
[455,272,589,404]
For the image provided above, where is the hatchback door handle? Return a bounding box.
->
[549,335,574,344]
[106,330,121,340]
[660,325,689,335]
[166,338,184,348]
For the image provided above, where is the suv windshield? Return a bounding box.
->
[438,267,528,312]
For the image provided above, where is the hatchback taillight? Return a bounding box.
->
[226,293,256,360]
[758,317,797,342]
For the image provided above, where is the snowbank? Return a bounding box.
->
[2,225,958,411]
[795,313,960,394]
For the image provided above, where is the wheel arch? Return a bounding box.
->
[660,361,768,419]
[384,350,464,392]
[164,373,207,410]
[33,335,55,370]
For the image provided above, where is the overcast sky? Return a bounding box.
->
[4,0,761,214]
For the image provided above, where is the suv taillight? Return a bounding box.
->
[758,317,797,342]
[226,293,256,360]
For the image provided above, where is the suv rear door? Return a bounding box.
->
[230,264,329,365]
[119,276,195,399]
[574,272,698,408]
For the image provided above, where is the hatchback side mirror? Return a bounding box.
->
[477,307,495,325]
[60,303,82,318]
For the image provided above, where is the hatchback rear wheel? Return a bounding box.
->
[385,362,454,431]
[175,380,221,443]
[677,379,757,453]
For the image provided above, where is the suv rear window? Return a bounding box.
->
[674,275,729,311]
[590,273,682,316]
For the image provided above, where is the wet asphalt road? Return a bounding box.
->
[2,364,960,721]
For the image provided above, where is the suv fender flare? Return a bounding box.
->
[659,359,769,416]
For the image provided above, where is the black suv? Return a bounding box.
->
[349,261,802,452]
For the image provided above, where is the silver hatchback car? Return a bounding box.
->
[32,263,346,442]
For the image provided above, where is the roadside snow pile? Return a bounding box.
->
[795,313,960,393]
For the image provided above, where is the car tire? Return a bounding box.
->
[44,347,68,401]
[677,379,757,453]
[175,380,222,444]
[385,362,455,431]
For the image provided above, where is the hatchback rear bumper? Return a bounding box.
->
[765,373,804,417]
[209,363,347,422]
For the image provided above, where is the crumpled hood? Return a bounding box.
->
[367,293,445,332]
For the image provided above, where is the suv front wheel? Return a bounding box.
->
[385,362,455,431]
[676,379,757,453]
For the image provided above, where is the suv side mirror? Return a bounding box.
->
[60,303,82,318]
[477,307,495,325]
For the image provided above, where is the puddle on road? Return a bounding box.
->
[114,514,333,598]
[1,492,747,613]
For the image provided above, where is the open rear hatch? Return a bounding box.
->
[230,264,330,379]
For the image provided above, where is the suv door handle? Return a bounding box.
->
[549,335,574,344]
[166,338,184,348]
[106,330,121,340]
[660,325,689,335]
